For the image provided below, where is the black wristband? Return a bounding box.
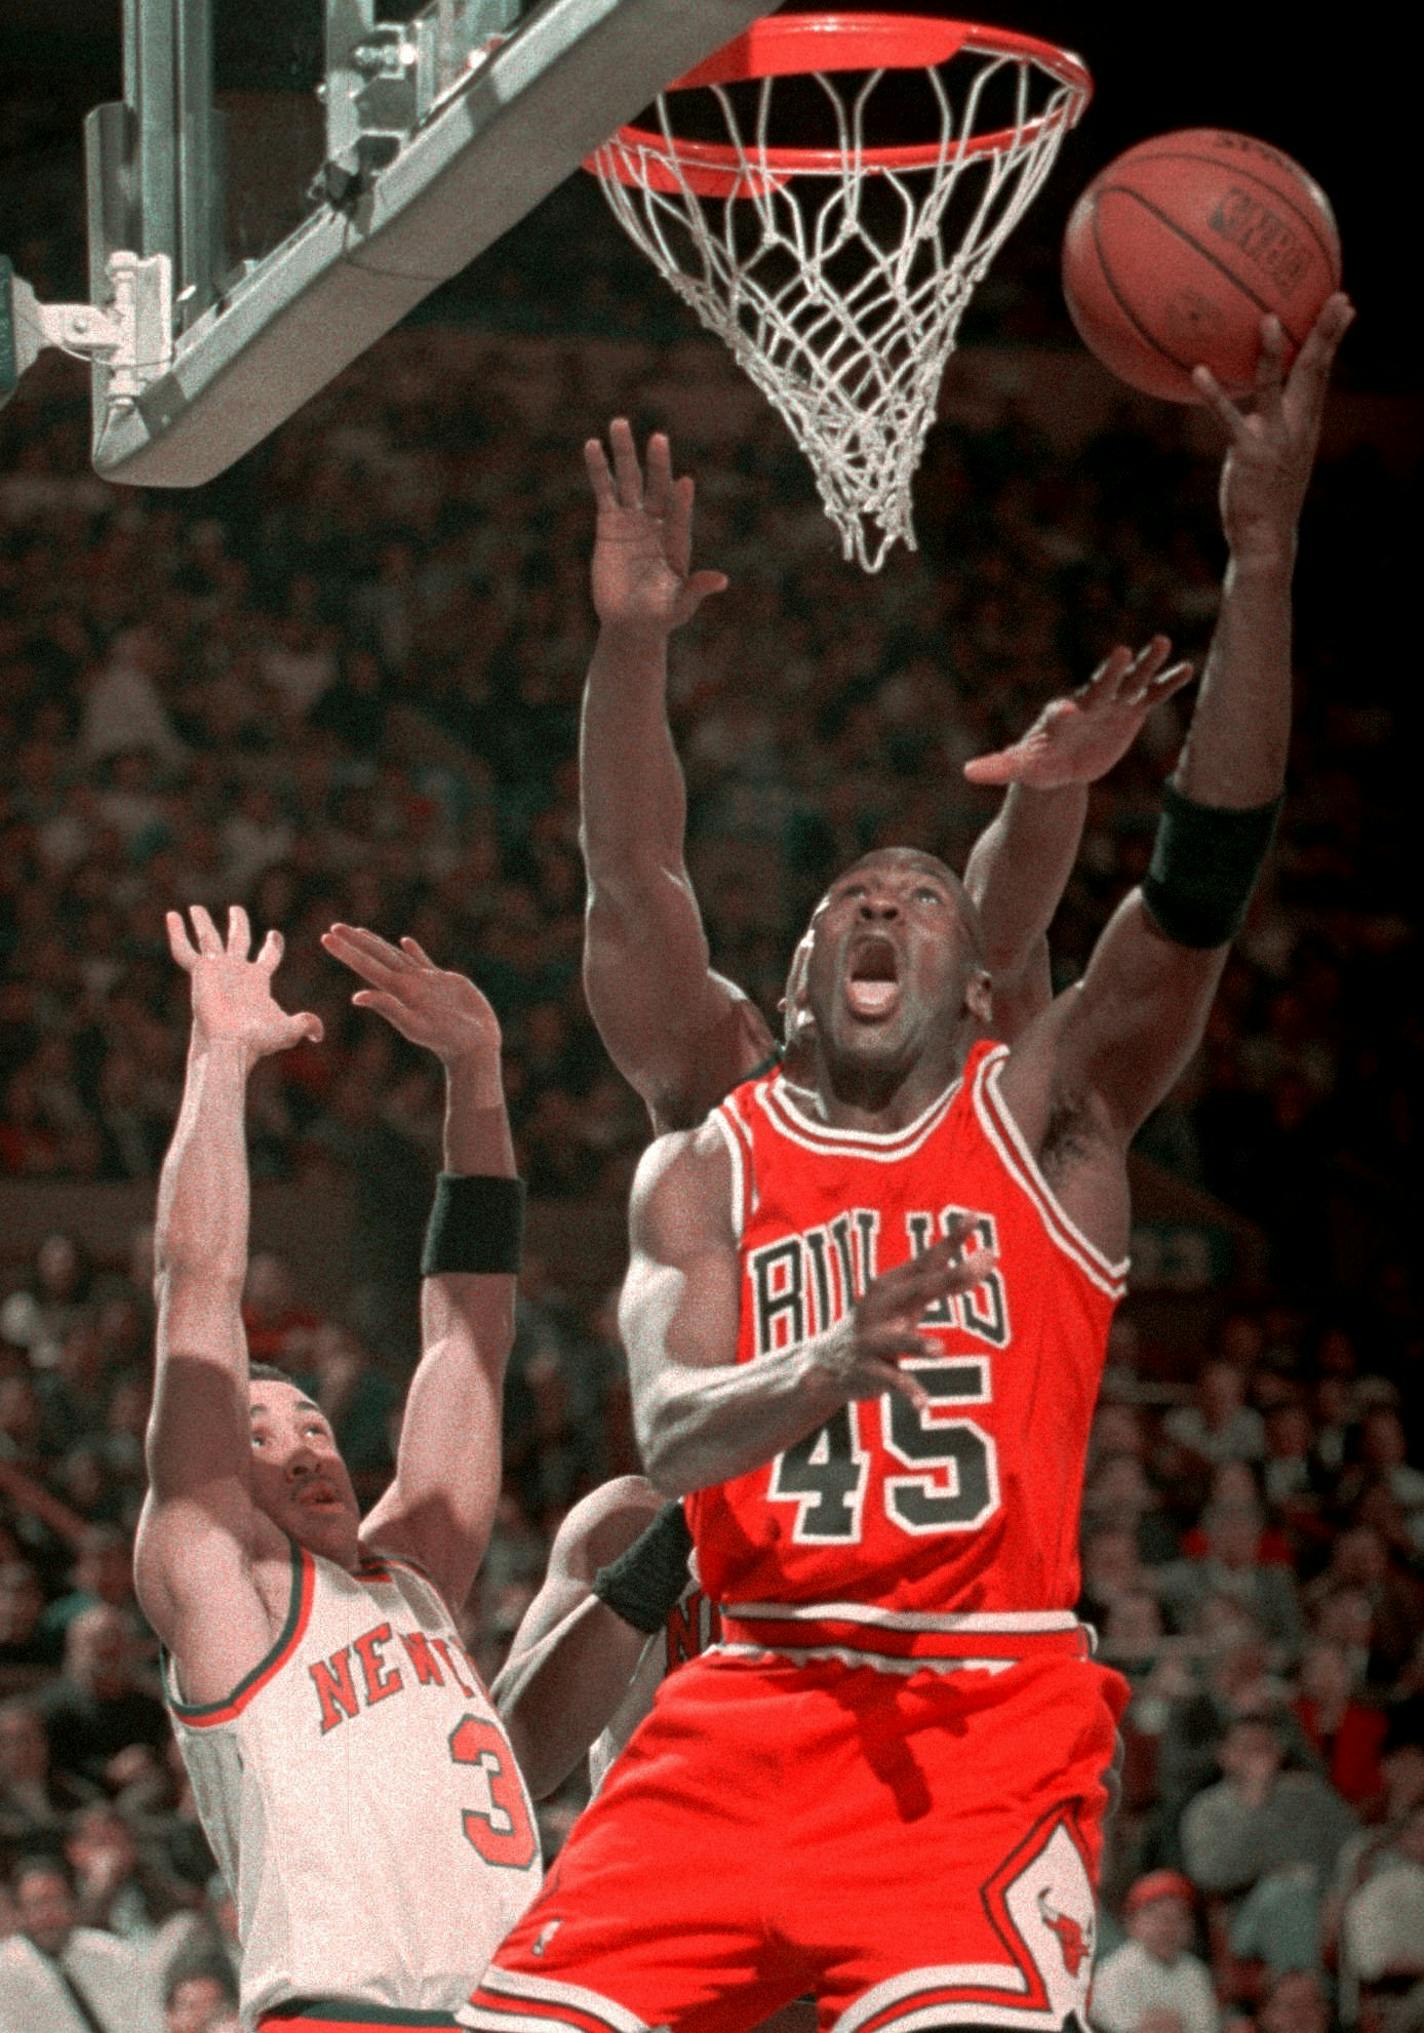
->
[592,1501,694,1635]
[1141,782,1283,949]
[421,1173,526,1277]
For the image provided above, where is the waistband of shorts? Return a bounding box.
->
[259,2003,465,2030]
[715,1604,1094,1667]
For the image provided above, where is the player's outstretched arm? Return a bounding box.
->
[963,639,1194,1037]
[625,1129,998,1494]
[135,906,323,1672]
[580,420,770,1134]
[1001,296,1354,1219]
[322,924,518,1612]
[493,1475,667,1798]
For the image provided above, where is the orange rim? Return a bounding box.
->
[586,13,1091,196]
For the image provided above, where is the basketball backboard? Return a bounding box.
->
[4,0,771,485]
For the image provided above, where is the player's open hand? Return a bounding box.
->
[1194,291,1354,565]
[963,636,1194,790]
[167,906,323,1067]
[586,419,728,635]
[808,1224,999,1414]
[322,924,502,1081]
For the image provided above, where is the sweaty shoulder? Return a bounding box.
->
[630,1117,736,1254]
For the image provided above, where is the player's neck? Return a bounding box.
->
[794,1037,968,1133]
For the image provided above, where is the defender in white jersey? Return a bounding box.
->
[135,906,541,2032]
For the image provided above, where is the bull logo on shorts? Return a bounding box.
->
[1036,1891,1092,1977]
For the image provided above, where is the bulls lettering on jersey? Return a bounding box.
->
[691,1039,1126,1625]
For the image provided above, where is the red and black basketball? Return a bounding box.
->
[1062,128,1342,403]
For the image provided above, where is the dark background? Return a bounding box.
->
[0,0,1414,390]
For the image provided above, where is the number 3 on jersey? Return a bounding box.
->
[449,1716,538,1869]
[769,1357,1000,1543]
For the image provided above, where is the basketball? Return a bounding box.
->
[1062,128,1342,403]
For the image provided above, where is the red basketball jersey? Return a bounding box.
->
[687,1039,1125,1649]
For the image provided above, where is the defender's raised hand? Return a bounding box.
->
[963,636,1194,790]
[585,418,728,634]
[166,905,322,1065]
[1194,292,1355,564]
[322,924,501,1085]
[808,1225,999,1414]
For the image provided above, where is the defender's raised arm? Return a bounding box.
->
[135,905,324,1697]
[578,420,757,1133]
[322,925,522,1613]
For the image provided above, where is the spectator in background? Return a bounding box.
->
[1151,1601,1290,1853]
[1093,1869,1220,2033]
[36,1604,169,1792]
[1338,1805,1424,2033]
[1306,1531,1422,1688]
[0,1234,93,1370]
[65,1800,200,1945]
[1292,1642,1387,1810]
[1083,1450,1183,1567]
[1181,1711,1357,1979]
[36,1523,146,1652]
[1261,1401,1332,1554]
[1163,1361,1266,1471]
[0,1850,165,2032]
[1254,1970,1333,2033]
[0,1693,99,1851]
[1337,1412,1424,1558]
[1159,1503,1305,1662]
[79,625,184,766]
[1081,1524,1163,1630]
[1328,1705,1424,2026]
[239,1249,324,1370]
[0,1557,60,1673]
[162,1952,240,2033]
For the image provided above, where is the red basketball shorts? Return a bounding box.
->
[460,1649,1127,2033]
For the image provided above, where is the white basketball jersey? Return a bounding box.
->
[165,1541,541,2024]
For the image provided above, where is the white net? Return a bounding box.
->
[590,28,1089,572]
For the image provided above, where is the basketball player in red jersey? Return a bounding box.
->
[496,412,1196,1808]
[463,293,1354,2033]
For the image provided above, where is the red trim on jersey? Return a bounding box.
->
[166,1541,316,1727]
[718,1611,1091,1665]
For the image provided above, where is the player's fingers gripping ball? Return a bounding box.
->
[1062,128,1342,402]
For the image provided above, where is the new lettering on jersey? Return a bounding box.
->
[165,1546,540,2023]
[694,1040,1126,1620]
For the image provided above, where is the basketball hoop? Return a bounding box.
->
[587,14,1091,572]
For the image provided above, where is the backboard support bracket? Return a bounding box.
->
[78,0,772,487]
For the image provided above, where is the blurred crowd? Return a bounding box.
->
[1,317,1419,2033]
